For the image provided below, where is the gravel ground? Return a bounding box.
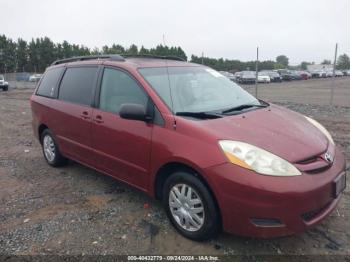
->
[0,78,349,256]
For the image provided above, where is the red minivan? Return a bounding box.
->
[31,55,347,240]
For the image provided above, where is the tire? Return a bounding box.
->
[163,171,220,241]
[40,129,67,167]
[2,86,8,91]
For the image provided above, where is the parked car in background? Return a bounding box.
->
[260,71,282,82]
[257,72,270,83]
[219,71,236,81]
[310,70,327,78]
[326,70,334,78]
[342,69,350,76]
[29,74,43,82]
[0,75,9,91]
[234,72,242,82]
[289,71,302,80]
[278,70,294,81]
[298,71,311,80]
[335,70,344,77]
[30,55,347,240]
[237,71,256,84]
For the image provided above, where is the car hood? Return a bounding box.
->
[196,104,329,163]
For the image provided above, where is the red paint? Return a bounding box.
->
[30,58,346,237]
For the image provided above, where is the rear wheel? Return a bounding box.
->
[41,129,67,167]
[163,171,220,241]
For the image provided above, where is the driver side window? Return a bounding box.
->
[99,68,148,114]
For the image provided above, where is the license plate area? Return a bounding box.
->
[333,172,346,198]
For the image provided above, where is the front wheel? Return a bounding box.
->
[163,171,220,241]
[2,86,8,91]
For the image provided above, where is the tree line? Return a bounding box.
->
[0,34,350,73]
[0,35,187,73]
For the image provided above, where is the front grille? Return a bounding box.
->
[295,152,332,174]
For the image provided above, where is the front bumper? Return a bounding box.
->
[205,146,346,238]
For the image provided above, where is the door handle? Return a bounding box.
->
[94,115,104,124]
[80,111,90,120]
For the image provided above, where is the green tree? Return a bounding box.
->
[337,54,350,69]
[139,45,149,55]
[300,61,311,70]
[321,59,331,65]
[38,37,56,71]
[16,38,28,72]
[27,38,39,72]
[276,55,289,67]
[127,44,138,55]
[0,35,17,72]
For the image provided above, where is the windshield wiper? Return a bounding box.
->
[222,103,268,114]
[176,111,223,119]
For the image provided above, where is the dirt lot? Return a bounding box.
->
[0,78,349,256]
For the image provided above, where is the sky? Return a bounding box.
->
[2,0,349,65]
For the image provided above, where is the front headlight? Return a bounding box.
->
[304,116,334,145]
[218,140,301,176]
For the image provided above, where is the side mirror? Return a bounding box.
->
[119,103,152,122]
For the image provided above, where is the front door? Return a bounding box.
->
[91,67,153,190]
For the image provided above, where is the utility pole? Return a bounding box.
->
[255,47,259,97]
[162,34,166,46]
[0,49,4,73]
[201,52,204,65]
[330,43,338,106]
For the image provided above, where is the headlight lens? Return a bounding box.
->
[218,140,301,176]
[304,116,334,145]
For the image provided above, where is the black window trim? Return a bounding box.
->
[35,66,65,99]
[57,65,100,107]
[94,65,164,126]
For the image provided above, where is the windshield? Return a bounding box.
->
[139,66,259,114]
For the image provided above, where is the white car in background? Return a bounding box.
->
[326,70,334,77]
[326,70,344,77]
[335,70,344,77]
[219,71,236,81]
[258,72,271,83]
[311,70,327,78]
[29,74,43,82]
[342,69,350,76]
[0,75,9,91]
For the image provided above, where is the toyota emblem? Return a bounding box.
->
[324,152,332,163]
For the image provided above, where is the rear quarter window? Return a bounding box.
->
[36,67,63,98]
[58,67,98,106]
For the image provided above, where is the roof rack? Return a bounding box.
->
[51,55,125,65]
[51,54,186,66]
[122,54,186,62]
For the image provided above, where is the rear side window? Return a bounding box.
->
[36,67,63,98]
[59,67,98,106]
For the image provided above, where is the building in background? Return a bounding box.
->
[307,64,333,71]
